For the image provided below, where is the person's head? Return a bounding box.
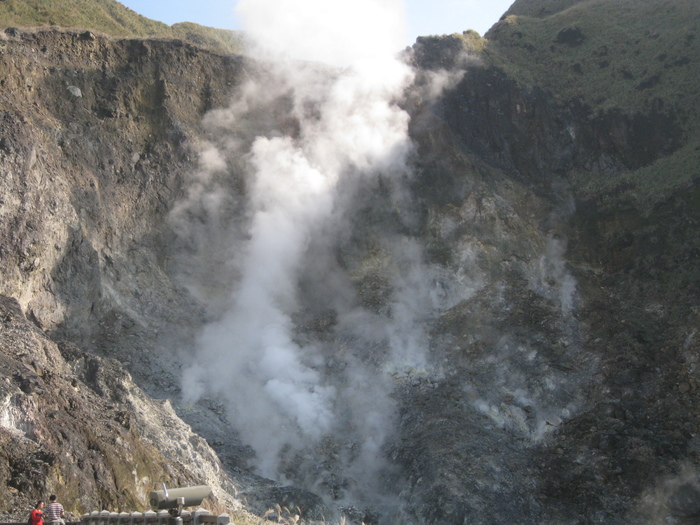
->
[35,501,44,509]
[49,495,57,503]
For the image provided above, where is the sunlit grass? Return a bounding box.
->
[0,0,245,55]
[484,0,700,124]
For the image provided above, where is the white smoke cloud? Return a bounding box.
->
[175,0,422,490]
[236,0,408,67]
[528,234,578,316]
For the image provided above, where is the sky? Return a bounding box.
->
[118,0,515,47]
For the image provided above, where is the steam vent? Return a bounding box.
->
[1,0,699,523]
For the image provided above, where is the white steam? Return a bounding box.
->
[529,234,578,316]
[177,0,419,487]
[237,0,408,66]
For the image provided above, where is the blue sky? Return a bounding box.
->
[118,0,515,47]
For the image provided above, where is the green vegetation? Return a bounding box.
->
[171,22,245,55]
[422,29,487,54]
[0,0,245,55]
[504,0,589,19]
[485,0,700,118]
[458,29,487,54]
[569,136,700,213]
[483,0,700,212]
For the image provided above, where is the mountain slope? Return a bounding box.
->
[0,0,244,55]
[0,0,699,523]
[484,0,700,210]
[398,0,700,521]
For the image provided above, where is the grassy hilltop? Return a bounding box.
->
[487,0,700,118]
[0,0,245,55]
[483,0,700,211]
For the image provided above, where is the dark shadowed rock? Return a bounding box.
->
[555,26,586,46]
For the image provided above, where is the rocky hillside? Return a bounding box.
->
[400,0,700,521]
[0,25,256,519]
[0,0,699,523]
[0,295,236,515]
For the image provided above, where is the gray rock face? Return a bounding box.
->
[0,10,698,525]
[0,27,282,520]
[0,294,236,514]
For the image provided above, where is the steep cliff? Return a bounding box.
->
[399,0,700,522]
[0,27,256,518]
[0,0,699,524]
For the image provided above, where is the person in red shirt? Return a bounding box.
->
[30,501,44,525]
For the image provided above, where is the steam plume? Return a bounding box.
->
[177,0,420,495]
